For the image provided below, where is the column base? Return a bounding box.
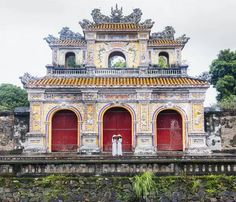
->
[187,133,212,154]
[80,133,100,154]
[135,133,155,155]
[134,146,156,155]
[23,133,47,153]
[186,147,212,155]
[79,145,100,155]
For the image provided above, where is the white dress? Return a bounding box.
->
[117,138,122,156]
[112,137,117,156]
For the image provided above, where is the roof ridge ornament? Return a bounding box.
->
[44,27,84,44]
[151,26,190,44]
[176,34,190,44]
[111,4,123,23]
[20,73,38,86]
[151,26,176,40]
[79,5,154,29]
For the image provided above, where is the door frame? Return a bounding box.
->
[46,106,82,152]
[106,49,128,68]
[98,104,136,152]
[153,106,187,151]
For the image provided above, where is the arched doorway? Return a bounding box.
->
[103,107,132,152]
[158,52,169,68]
[51,110,78,152]
[157,110,183,151]
[108,51,126,68]
[65,52,76,68]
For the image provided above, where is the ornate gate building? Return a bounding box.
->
[21,5,210,154]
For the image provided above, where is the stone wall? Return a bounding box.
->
[0,175,235,202]
[0,111,14,151]
[0,107,29,153]
[205,109,236,151]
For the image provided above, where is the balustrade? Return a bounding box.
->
[46,66,188,77]
[0,154,236,176]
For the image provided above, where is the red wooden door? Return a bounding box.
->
[157,110,183,151]
[103,107,132,152]
[52,110,77,152]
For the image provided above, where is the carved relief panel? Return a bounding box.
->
[94,42,107,68]
[44,93,82,101]
[166,49,176,66]
[137,90,152,101]
[82,91,97,101]
[52,48,58,65]
[192,104,204,132]
[87,41,95,66]
[29,93,44,102]
[153,92,189,101]
[58,50,65,66]
[140,41,147,65]
[175,48,181,65]
[97,45,106,67]
[190,93,205,101]
[140,104,149,131]
[31,104,41,132]
[84,104,95,131]
[150,49,159,65]
[94,42,140,68]
[127,43,139,67]
[98,93,136,101]
[74,49,83,65]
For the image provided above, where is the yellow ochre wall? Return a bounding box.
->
[29,99,205,152]
[94,42,140,68]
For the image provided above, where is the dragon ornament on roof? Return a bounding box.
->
[151,26,190,44]
[44,27,84,44]
[79,4,154,29]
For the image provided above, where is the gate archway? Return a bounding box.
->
[108,51,126,68]
[103,107,132,152]
[51,110,78,152]
[156,109,183,151]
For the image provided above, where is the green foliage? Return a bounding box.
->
[109,55,126,68]
[0,105,8,111]
[204,175,222,195]
[0,175,235,201]
[112,59,126,68]
[0,83,29,110]
[191,178,201,193]
[218,94,236,110]
[155,176,175,197]
[133,172,155,200]
[209,49,236,101]
[34,175,70,201]
[158,56,168,68]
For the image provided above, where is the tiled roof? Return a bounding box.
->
[49,39,87,47]
[148,39,182,47]
[84,23,152,31]
[28,77,207,88]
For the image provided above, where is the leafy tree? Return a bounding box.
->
[0,83,29,111]
[112,59,126,68]
[158,56,168,68]
[218,95,236,110]
[209,49,236,101]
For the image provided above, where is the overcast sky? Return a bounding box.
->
[0,0,236,106]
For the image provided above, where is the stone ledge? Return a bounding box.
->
[0,157,236,177]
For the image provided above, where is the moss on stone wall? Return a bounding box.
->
[0,174,235,201]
